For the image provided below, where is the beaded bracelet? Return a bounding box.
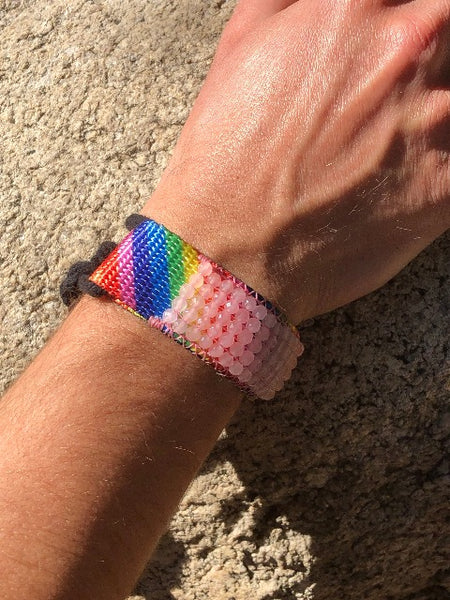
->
[88,217,304,400]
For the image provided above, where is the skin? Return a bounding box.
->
[0,0,448,598]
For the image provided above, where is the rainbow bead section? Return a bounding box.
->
[89,218,304,400]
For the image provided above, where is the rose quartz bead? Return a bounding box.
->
[191,295,205,310]
[259,389,276,401]
[220,279,234,294]
[249,357,262,373]
[231,288,246,304]
[235,308,250,324]
[258,326,270,342]
[172,296,188,313]
[199,335,213,350]
[196,317,209,332]
[295,340,305,356]
[183,307,199,324]
[190,272,204,289]
[253,305,268,320]
[208,273,221,289]
[227,320,243,335]
[186,327,201,342]
[173,319,187,334]
[244,296,257,312]
[220,332,234,348]
[229,360,244,376]
[204,302,219,319]
[213,290,227,306]
[216,310,231,327]
[199,261,213,276]
[179,283,195,299]
[218,353,233,368]
[207,323,222,339]
[267,335,278,350]
[237,329,253,346]
[248,337,262,354]
[209,344,224,358]
[230,342,244,358]
[248,317,261,334]
[199,283,214,300]
[162,308,178,324]
[240,350,255,367]
[224,300,240,315]
[263,312,277,328]
[239,368,252,383]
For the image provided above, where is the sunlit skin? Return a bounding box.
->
[0,1,448,598]
[147,0,449,322]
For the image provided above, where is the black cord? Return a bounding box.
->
[59,214,149,307]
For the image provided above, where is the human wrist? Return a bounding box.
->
[141,184,310,325]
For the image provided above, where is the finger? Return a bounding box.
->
[428,22,450,86]
[415,89,450,132]
[233,0,300,23]
[399,0,450,34]
[219,0,299,52]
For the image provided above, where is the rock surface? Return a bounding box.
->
[1,1,448,599]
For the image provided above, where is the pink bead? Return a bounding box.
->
[173,319,187,334]
[199,261,213,276]
[237,329,253,346]
[229,360,244,376]
[216,310,231,327]
[208,273,221,289]
[224,300,240,315]
[199,335,213,350]
[235,308,250,323]
[179,283,195,299]
[218,353,233,368]
[244,296,257,312]
[191,295,205,310]
[259,389,276,401]
[220,279,234,294]
[248,337,262,354]
[219,332,234,348]
[189,272,204,289]
[162,308,178,324]
[248,318,261,334]
[186,327,201,342]
[249,357,262,373]
[231,288,246,304]
[268,335,278,350]
[213,290,227,306]
[240,350,255,367]
[196,317,209,332]
[230,342,245,358]
[239,368,252,383]
[263,312,277,328]
[258,325,270,342]
[296,340,305,356]
[209,344,224,358]
[207,323,222,339]
[199,283,214,300]
[227,320,243,335]
[253,305,268,320]
[204,302,219,319]
[183,308,199,324]
[172,296,188,313]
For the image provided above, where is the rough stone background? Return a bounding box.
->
[0,1,449,599]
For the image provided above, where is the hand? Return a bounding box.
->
[143,0,449,323]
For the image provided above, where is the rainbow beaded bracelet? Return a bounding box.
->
[89,217,304,400]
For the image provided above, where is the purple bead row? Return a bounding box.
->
[162,258,304,400]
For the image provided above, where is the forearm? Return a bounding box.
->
[0,294,241,599]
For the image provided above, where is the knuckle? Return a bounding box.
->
[390,13,440,57]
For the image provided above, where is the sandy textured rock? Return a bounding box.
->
[0,1,449,599]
